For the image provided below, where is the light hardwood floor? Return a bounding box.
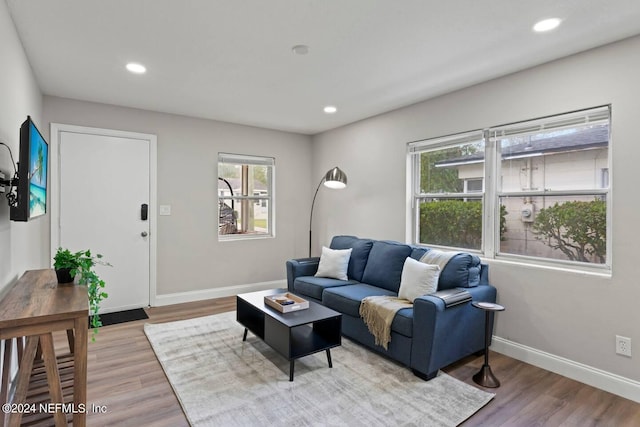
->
[60,297,640,426]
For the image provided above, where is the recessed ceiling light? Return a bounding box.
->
[292,45,309,55]
[533,18,562,33]
[126,62,147,74]
[323,105,337,114]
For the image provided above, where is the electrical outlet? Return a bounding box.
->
[616,335,632,357]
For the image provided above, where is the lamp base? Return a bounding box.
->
[473,364,500,388]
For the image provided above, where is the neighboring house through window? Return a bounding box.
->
[408,106,611,270]
[218,153,274,240]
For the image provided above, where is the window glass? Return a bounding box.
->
[499,195,606,264]
[498,124,609,193]
[495,120,609,265]
[412,134,485,250]
[218,154,274,239]
[418,197,483,250]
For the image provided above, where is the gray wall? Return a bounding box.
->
[312,35,640,382]
[0,0,46,292]
[42,97,312,297]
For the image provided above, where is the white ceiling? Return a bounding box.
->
[7,1,640,135]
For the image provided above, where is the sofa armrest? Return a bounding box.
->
[286,257,320,292]
[411,284,497,378]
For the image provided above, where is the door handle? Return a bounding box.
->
[141,231,148,237]
[141,203,148,221]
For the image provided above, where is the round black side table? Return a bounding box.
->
[472,301,505,388]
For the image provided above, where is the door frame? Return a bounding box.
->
[49,123,158,307]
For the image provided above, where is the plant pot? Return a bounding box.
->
[55,268,75,284]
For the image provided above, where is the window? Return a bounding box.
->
[409,106,611,270]
[218,153,274,239]
[409,131,485,250]
[465,178,483,193]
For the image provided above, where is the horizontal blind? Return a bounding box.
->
[408,130,484,153]
[218,153,275,166]
[490,105,610,140]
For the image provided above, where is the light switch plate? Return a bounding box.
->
[159,205,171,216]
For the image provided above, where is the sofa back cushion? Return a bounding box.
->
[410,247,428,261]
[330,235,374,282]
[361,240,412,292]
[410,246,481,289]
[439,252,481,289]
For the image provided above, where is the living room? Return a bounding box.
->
[1,1,640,426]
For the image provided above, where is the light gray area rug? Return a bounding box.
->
[144,311,494,427]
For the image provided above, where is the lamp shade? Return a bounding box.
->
[323,167,347,189]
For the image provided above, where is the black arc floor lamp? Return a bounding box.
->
[309,166,347,257]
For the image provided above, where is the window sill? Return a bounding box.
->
[482,256,612,279]
[219,234,274,242]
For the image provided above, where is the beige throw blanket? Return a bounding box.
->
[359,296,413,350]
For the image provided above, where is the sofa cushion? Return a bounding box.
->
[323,284,413,337]
[361,241,412,292]
[437,252,482,289]
[294,276,357,301]
[315,246,352,280]
[410,247,428,260]
[330,235,374,282]
[391,308,413,338]
[398,257,440,302]
[323,284,395,317]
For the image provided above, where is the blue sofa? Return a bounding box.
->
[286,235,497,380]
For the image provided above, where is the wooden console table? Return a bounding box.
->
[0,269,88,426]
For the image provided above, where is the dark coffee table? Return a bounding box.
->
[236,289,342,381]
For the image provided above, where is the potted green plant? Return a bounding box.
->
[53,247,111,340]
[53,248,77,283]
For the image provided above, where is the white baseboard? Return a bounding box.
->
[492,336,640,403]
[153,280,287,307]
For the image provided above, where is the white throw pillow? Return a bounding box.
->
[315,246,352,281]
[398,257,440,303]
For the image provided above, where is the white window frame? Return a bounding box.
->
[217,153,275,241]
[407,105,611,273]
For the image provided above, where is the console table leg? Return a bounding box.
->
[16,337,24,365]
[289,360,295,382]
[8,336,38,427]
[74,315,88,427]
[1,339,12,405]
[326,349,333,368]
[40,333,66,426]
[242,328,248,342]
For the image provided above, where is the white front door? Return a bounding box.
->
[51,125,156,313]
